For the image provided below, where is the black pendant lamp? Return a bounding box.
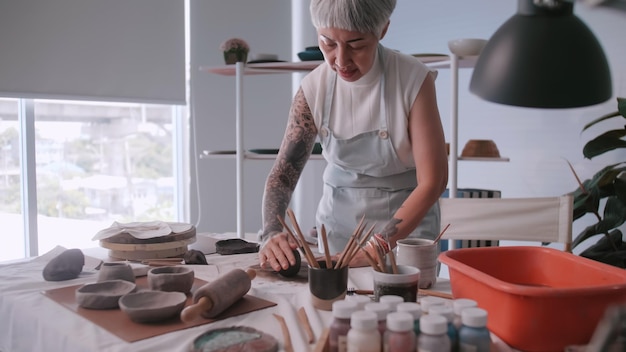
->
[469,0,612,108]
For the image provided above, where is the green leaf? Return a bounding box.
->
[582,97,626,132]
[583,130,626,159]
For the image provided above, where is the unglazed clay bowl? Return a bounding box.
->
[147,266,194,293]
[119,290,187,323]
[97,262,136,283]
[75,279,137,309]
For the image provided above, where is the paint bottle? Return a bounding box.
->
[347,310,381,352]
[458,307,491,352]
[379,295,404,312]
[417,314,451,352]
[329,300,359,352]
[419,296,446,315]
[365,301,391,337]
[429,305,459,352]
[396,302,421,336]
[383,311,416,352]
[452,298,478,329]
[345,294,372,310]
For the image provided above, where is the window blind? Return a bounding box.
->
[0,0,185,104]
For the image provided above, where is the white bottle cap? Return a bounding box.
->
[345,294,372,310]
[386,311,414,332]
[332,300,359,319]
[419,296,446,313]
[428,305,454,322]
[420,314,448,335]
[461,307,488,328]
[452,298,478,315]
[364,302,390,321]
[379,295,404,310]
[396,302,422,319]
[351,310,378,330]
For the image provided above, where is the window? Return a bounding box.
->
[0,98,186,261]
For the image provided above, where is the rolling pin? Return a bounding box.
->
[180,268,256,323]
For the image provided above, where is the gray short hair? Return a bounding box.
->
[310,0,397,36]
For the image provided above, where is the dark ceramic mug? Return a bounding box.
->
[308,260,348,311]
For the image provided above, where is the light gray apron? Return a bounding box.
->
[316,45,440,254]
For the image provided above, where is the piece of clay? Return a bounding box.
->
[42,248,85,281]
[278,249,301,278]
[184,249,208,265]
[215,238,259,255]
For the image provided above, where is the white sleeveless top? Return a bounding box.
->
[301,46,437,167]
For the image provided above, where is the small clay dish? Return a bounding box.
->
[75,279,137,309]
[119,290,186,323]
[147,266,194,293]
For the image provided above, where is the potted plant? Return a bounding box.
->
[220,38,250,65]
[568,97,626,268]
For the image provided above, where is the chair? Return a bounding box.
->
[438,195,573,252]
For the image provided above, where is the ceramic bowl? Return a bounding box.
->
[75,279,137,309]
[119,290,187,323]
[97,262,135,283]
[297,46,323,61]
[461,139,500,158]
[147,266,194,293]
[447,38,488,57]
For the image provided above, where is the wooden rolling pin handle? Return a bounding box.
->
[180,296,214,324]
[246,268,256,280]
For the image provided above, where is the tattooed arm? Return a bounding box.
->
[258,87,318,271]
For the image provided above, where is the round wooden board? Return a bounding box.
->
[107,246,190,260]
[100,237,196,252]
[101,224,196,244]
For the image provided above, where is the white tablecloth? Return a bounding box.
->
[0,244,513,352]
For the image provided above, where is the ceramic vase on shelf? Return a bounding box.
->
[220,37,250,65]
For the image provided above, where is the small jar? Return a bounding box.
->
[452,298,478,329]
[429,304,459,352]
[329,300,359,352]
[396,302,422,337]
[364,301,391,337]
[458,307,491,352]
[419,296,446,315]
[345,294,372,310]
[347,310,381,352]
[384,311,416,352]
[379,295,404,311]
[418,314,451,352]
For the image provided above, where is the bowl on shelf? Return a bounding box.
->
[297,46,324,61]
[448,38,487,57]
[439,246,626,351]
[461,139,500,158]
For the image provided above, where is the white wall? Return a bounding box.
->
[189,0,626,248]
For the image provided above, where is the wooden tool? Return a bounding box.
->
[180,268,256,323]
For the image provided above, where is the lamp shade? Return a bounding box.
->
[469,0,612,108]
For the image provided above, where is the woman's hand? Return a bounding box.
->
[258,232,299,272]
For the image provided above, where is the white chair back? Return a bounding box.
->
[439,195,573,252]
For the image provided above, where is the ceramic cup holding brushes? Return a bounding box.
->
[308,260,349,311]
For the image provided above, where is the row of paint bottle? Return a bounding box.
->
[330,295,491,352]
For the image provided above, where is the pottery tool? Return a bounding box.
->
[286,209,319,268]
[433,223,451,245]
[320,224,332,268]
[277,214,318,269]
[180,268,256,323]
[273,313,294,352]
[334,215,366,269]
[297,306,315,343]
[347,288,453,300]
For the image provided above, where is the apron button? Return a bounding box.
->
[379,130,389,139]
[321,128,329,137]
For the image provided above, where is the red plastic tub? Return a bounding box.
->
[439,246,626,352]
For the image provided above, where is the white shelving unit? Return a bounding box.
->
[202,54,506,238]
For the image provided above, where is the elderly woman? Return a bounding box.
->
[258,0,447,270]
